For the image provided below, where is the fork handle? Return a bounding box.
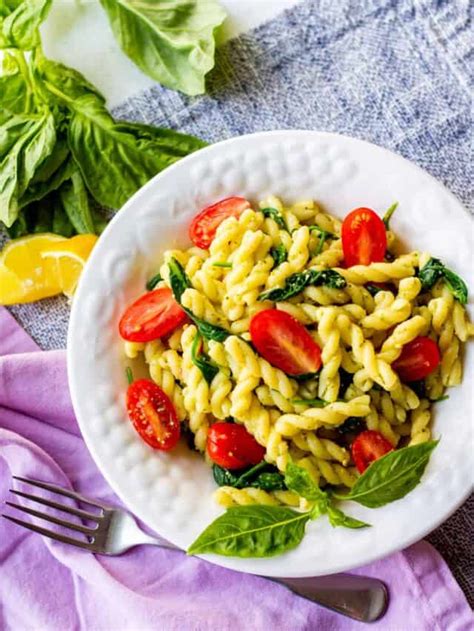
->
[138,534,388,622]
[270,574,388,622]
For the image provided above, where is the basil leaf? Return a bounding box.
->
[191,332,219,385]
[335,440,439,508]
[382,202,398,229]
[0,55,30,115]
[168,258,229,341]
[35,54,207,209]
[261,206,288,230]
[51,195,75,237]
[418,258,445,290]
[146,272,162,291]
[0,111,56,227]
[187,505,311,557]
[284,462,328,502]
[259,269,346,302]
[168,257,191,301]
[19,153,75,208]
[212,261,232,268]
[443,268,468,305]
[98,0,226,96]
[0,0,52,50]
[59,167,95,234]
[327,505,371,529]
[213,462,286,491]
[270,244,287,267]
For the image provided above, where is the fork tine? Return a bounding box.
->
[5,501,98,535]
[10,489,101,521]
[13,476,107,510]
[2,514,94,551]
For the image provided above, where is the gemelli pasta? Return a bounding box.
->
[121,196,473,514]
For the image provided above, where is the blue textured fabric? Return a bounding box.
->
[5,0,473,604]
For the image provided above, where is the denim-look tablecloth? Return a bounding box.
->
[3,0,473,606]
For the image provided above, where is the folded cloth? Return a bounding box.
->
[1,307,473,631]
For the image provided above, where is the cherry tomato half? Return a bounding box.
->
[126,379,180,450]
[342,207,387,267]
[249,309,322,375]
[351,430,393,474]
[392,336,440,382]
[207,422,266,470]
[189,197,251,249]
[119,287,187,343]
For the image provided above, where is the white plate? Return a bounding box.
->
[68,131,474,577]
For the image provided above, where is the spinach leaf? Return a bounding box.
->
[168,257,191,301]
[146,272,162,291]
[168,258,229,341]
[0,0,52,50]
[261,206,288,230]
[34,54,207,208]
[309,225,336,255]
[59,167,95,234]
[418,258,445,290]
[191,316,229,342]
[98,0,226,95]
[335,440,439,508]
[213,462,286,491]
[270,244,287,267]
[443,268,468,305]
[284,462,328,503]
[336,417,365,435]
[259,269,346,302]
[382,202,398,229]
[187,505,311,557]
[365,283,382,297]
[191,332,219,385]
[418,258,468,304]
[327,505,371,529]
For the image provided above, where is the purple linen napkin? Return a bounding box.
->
[1,307,473,631]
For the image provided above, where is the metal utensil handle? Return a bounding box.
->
[271,574,388,623]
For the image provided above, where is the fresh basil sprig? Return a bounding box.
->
[270,244,287,267]
[168,258,229,342]
[191,332,219,385]
[334,440,439,508]
[382,202,398,229]
[258,269,346,302]
[260,206,288,231]
[213,462,286,491]
[326,505,370,529]
[187,505,312,558]
[418,258,468,304]
[98,0,226,96]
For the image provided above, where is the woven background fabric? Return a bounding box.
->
[3,0,473,604]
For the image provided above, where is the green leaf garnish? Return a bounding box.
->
[270,244,287,267]
[191,332,219,385]
[382,202,398,229]
[212,261,232,268]
[260,206,288,231]
[258,269,346,302]
[146,272,162,291]
[418,258,468,304]
[334,440,439,508]
[187,505,311,558]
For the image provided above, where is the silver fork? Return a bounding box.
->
[3,476,388,623]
